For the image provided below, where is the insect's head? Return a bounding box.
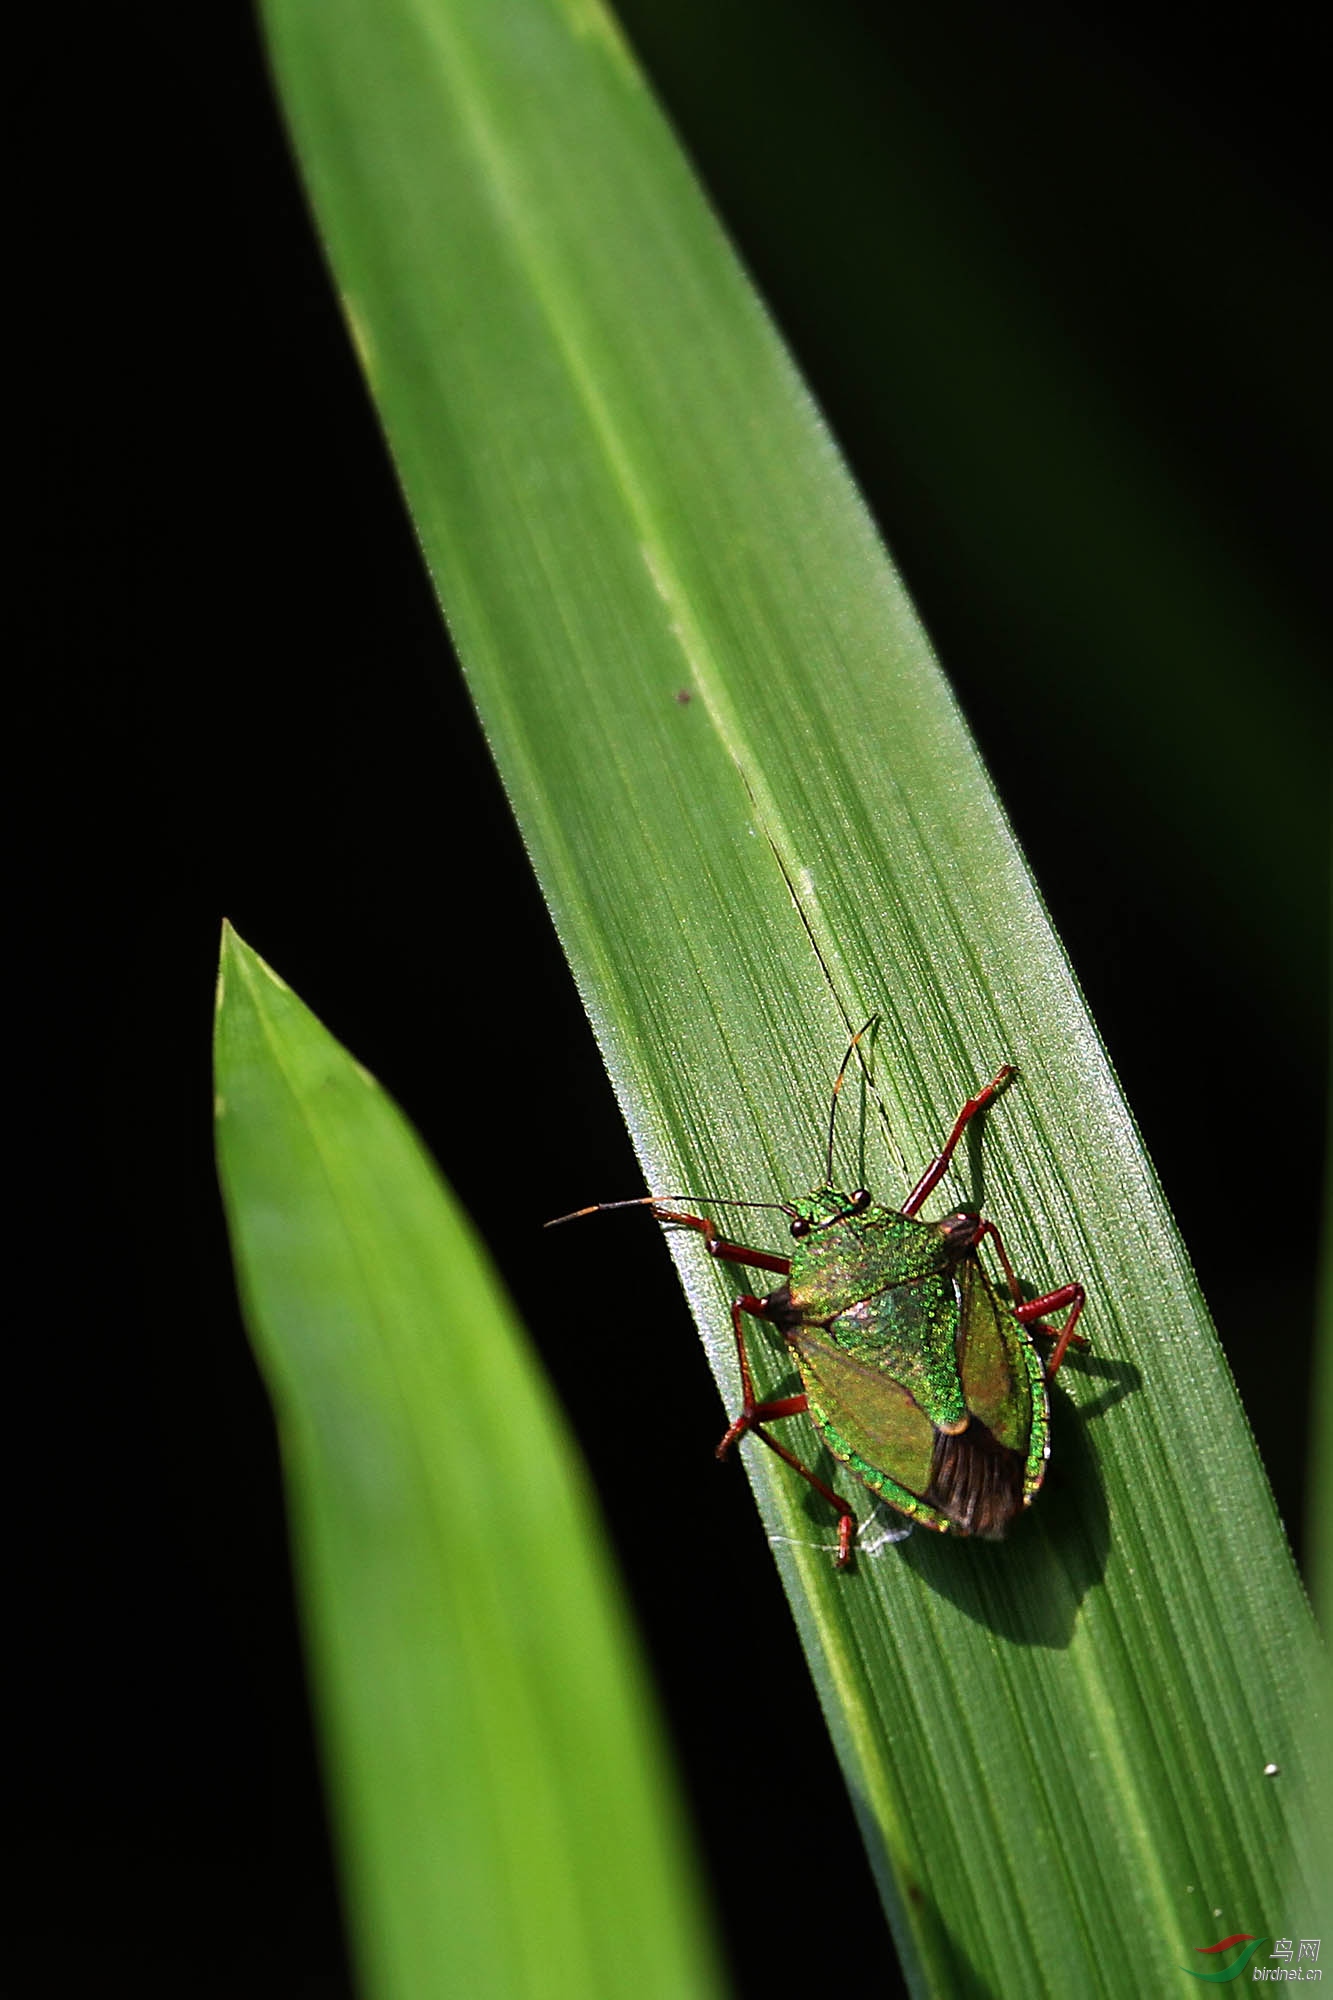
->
[788,1186,875,1239]
[803,1016,899,1239]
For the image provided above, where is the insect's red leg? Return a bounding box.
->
[1014,1283,1088,1377]
[975,1220,1088,1368]
[714,1298,856,1568]
[901,1067,1016,1217]
[717,1298,810,1449]
[745,1424,858,1569]
[649,1207,791,1277]
[723,1294,768,1413]
[973,1219,1025,1307]
[716,1393,811,1456]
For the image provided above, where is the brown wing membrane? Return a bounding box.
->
[924,1419,1027,1538]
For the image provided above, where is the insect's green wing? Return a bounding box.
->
[789,1321,953,1533]
[956,1258,1050,1502]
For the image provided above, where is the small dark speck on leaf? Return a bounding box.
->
[674,688,693,705]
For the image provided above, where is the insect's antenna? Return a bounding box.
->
[690,1196,800,1218]
[545,1197,657,1228]
[732,788,906,1180]
[544,1194,797,1229]
[844,1015,905,1181]
[826,1021,874,1184]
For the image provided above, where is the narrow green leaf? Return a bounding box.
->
[1314,1142,1333,1634]
[1297,1156,1333,1933]
[213,923,725,2000]
[261,0,1326,1990]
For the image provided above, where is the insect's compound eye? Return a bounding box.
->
[850,1188,872,1212]
[789,1215,811,1239]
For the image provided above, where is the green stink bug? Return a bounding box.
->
[551,1045,1086,1568]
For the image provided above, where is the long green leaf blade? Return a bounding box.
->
[261,0,1326,1990]
[1297,1165,1333,1940]
[213,922,724,2000]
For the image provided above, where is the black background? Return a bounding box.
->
[21,2,1328,1994]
